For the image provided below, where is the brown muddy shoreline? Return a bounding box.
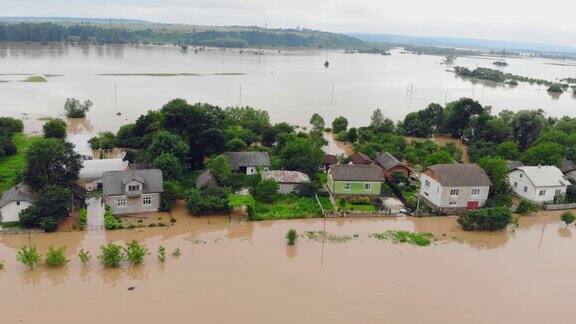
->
[1,202,575,323]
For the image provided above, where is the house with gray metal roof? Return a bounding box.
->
[225,151,271,175]
[419,163,491,211]
[102,169,164,215]
[559,160,576,182]
[0,183,37,223]
[509,165,570,203]
[374,152,412,180]
[262,170,311,194]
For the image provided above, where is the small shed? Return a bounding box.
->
[196,169,220,190]
[374,152,411,180]
[262,170,311,194]
[348,152,373,165]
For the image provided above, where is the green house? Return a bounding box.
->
[327,164,384,196]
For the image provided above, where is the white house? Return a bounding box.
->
[508,166,570,203]
[419,164,491,211]
[0,183,36,223]
[102,169,164,215]
[262,170,311,194]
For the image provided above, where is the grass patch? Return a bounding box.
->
[248,194,324,221]
[305,230,358,243]
[318,196,333,212]
[22,75,47,82]
[341,202,376,212]
[0,133,40,193]
[228,193,255,208]
[370,230,434,246]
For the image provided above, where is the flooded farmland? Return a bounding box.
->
[1,43,576,135]
[1,202,576,323]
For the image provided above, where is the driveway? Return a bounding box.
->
[85,197,105,231]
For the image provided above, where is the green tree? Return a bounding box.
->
[88,131,117,150]
[186,187,231,215]
[16,244,40,270]
[24,138,82,190]
[64,97,93,118]
[98,243,124,268]
[457,207,513,231]
[442,98,486,138]
[154,153,184,180]
[331,116,348,133]
[477,157,509,195]
[309,113,325,131]
[424,150,453,167]
[148,130,189,162]
[45,246,69,267]
[516,199,539,214]
[42,119,67,139]
[252,179,279,203]
[225,138,248,151]
[207,154,233,185]
[124,240,150,265]
[522,142,564,166]
[495,141,521,160]
[159,180,179,212]
[511,110,547,150]
[346,127,358,143]
[561,212,576,226]
[278,136,324,176]
[19,185,73,232]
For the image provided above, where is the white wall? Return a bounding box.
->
[0,201,32,223]
[420,173,489,208]
[106,193,161,215]
[246,166,270,175]
[420,173,443,207]
[509,170,567,202]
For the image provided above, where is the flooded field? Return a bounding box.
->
[1,43,576,135]
[1,202,576,323]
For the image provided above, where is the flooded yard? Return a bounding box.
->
[1,202,575,323]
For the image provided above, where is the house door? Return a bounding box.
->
[467,201,479,210]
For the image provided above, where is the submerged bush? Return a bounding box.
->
[45,246,69,267]
[104,207,123,230]
[457,207,513,231]
[124,240,150,265]
[16,245,40,270]
[371,230,433,246]
[78,249,91,265]
[516,200,539,214]
[0,259,5,270]
[561,212,576,226]
[171,248,181,257]
[77,208,87,230]
[285,229,298,245]
[98,243,124,268]
[157,245,166,262]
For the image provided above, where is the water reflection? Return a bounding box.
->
[557,227,572,238]
[67,117,95,135]
[285,245,297,259]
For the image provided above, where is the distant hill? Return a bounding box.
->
[0,17,364,49]
[348,33,576,54]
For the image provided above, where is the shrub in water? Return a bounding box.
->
[285,229,298,245]
[124,240,150,265]
[0,259,4,270]
[77,208,87,230]
[45,246,69,267]
[458,207,513,231]
[98,243,124,268]
[561,211,576,226]
[171,248,181,257]
[78,249,91,265]
[516,199,539,214]
[157,245,166,262]
[16,244,40,270]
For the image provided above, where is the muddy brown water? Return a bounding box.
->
[1,201,575,323]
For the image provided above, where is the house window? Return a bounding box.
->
[520,174,523,178]
[523,186,528,193]
[555,189,562,196]
[117,197,127,208]
[449,201,457,206]
[344,183,351,190]
[450,189,459,196]
[425,180,430,188]
[364,183,372,191]
[16,201,20,206]
[539,190,546,196]
[513,182,518,188]
[471,189,480,196]
[129,185,140,191]
[142,196,152,206]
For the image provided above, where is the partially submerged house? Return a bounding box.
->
[262,170,311,194]
[0,183,36,223]
[327,164,384,196]
[348,152,373,165]
[419,163,491,211]
[374,152,411,180]
[509,165,570,203]
[321,154,338,171]
[79,158,129,191]
[225,151,271,175]
[195,169,220,190]
[102,169,164,215]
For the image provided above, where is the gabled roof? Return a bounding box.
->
[195,169,219,189]
[0,183,37,208]
[102,169,164,196]
[560,160,576,173]
[505,160,524,172]
[375,152,404,170]
[329,164,384,182]
[262,170,311,184]
[225,151,271,170]
[349,152,372,165]
[323,154,338,165]
[79,159,128,180]
[426,164,492,187]
[514,166,570,187]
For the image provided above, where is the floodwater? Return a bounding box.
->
[1,43,575,135]
[1,201,576,323]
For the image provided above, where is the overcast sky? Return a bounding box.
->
[1,0,575,47]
